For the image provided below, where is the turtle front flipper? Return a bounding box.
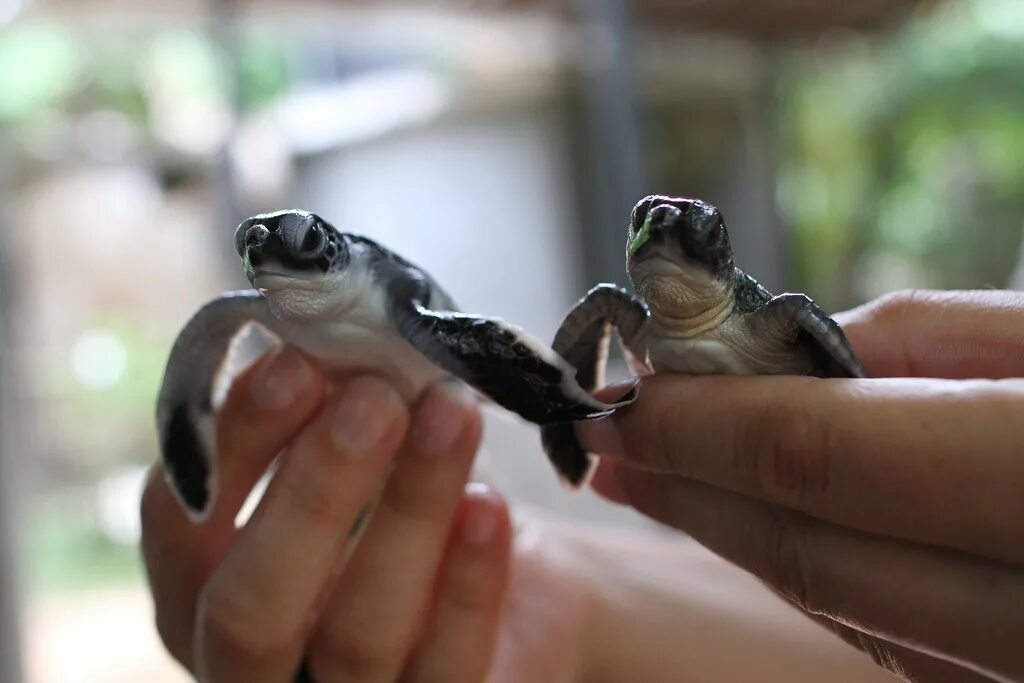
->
[756,293,867,378]
[388,269,636,425]
[541,284,651,485]
[156,290,279,521]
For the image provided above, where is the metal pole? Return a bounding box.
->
[210,0,251,287]
[0,220,24,682]
[572,0,647,287]
[729,47,787,292]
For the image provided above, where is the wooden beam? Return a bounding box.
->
[26,0,934,41]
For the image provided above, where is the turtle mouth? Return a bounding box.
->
[631,255,686,278]
[252,268,320,291]
[628,249,718,293]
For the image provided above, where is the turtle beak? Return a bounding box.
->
[628,205,683,258]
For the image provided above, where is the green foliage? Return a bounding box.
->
[0,23,84,121]
[779,0,1024,308]
[0,23,290,127]
[26,510,143,593]
[235,29,290,110]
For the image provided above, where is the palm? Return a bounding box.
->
[488,523,592,683]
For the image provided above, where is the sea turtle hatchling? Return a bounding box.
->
[156,210,638,521]
[541,194,867,485]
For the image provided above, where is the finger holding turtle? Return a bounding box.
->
[581,289,1024,683]
[143,351,513,683]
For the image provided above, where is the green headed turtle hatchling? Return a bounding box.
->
[541,195,866,485]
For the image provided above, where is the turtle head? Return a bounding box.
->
[235,210,352,319]
[626,195,734,318]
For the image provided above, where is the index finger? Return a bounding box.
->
[835,289,1024,379]
[141,346,328,670]
[578,373,1024,564]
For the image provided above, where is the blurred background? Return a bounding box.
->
[0,0,1021,680]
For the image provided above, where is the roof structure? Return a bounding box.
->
[576,0,934,41]
[25,0,937,40]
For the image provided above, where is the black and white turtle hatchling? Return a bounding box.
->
[541,194,866,486]
[156,210,637,521]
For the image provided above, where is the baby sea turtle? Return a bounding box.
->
[156,210,637,521]
[541,194,866,485]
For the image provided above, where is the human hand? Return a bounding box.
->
[141,346,514,682]
[578,290,1024,682]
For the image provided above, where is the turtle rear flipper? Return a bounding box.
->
[756,293,867,378]
[540,284,651,485]
[156,290,280,521]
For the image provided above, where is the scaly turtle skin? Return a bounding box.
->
[541,194,866,485]
[156,210,637,521]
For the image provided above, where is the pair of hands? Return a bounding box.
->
[582,289,1024,683]
[143,289,1024,683]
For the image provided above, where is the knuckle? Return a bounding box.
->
[277,437,363,528]
[734,398,832,508]
[380,465,438,521]
[279,467,345,528]
[196,581,293,665]
[650,402,686,472]
[443,570,500,615]
[759,512,813,613]
[866,288,930,325]
[852,632,905,678]
[309,621,398,679]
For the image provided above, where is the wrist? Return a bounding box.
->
[547,521,893,683]
[523,519,674,683]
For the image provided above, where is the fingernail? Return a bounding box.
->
[463,483,502,544]
[596,378,641,404]
[331,376,405,455]
[589,460,630,505]
[575,416,626,459]
[411,382,475,456]
[250,347,312,411]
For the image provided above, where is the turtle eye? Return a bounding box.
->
[234,220,250,257]
[299,223,324,255]
[688,201,720,236]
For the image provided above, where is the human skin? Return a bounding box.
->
[142,352,512,683]
[579,289,1024,683]
[142,346,894,681]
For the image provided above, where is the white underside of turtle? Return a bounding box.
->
[156,210,637,522]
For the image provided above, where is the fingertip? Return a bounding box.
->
[212,347,330,518]
[409,382,483,459]
[575,415,626,460]
[459,483,511,552]
[590,378,643,405]
[589,459,631,506]
[223,345,327,425]
[329,374,411,457]
[400,484,510,683]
